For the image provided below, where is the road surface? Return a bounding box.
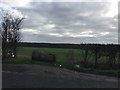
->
[2,64,119,88]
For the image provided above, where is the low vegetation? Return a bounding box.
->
[3,46,120,77]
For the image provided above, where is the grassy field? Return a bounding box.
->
[16,47,84,63]
[4,47,120,77]
[15,47,119,64]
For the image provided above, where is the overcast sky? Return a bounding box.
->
[0,0,119,44]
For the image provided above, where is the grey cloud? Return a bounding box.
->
[17,2,118,44]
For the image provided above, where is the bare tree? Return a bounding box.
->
[1,11,24,60]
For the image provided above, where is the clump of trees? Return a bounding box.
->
[80,44,119,68]
[0,10,24,60]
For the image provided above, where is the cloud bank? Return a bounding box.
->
[0,1,118,44]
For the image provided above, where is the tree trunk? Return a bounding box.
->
[84,50,88,66]
[95,50,98,67]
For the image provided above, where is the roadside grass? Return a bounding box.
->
[3,47,120,78]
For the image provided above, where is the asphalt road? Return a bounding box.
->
[2,64,119,88]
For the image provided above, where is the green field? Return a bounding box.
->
[16,47,84,63]
[4,47,119,77]
[15,47,119,65]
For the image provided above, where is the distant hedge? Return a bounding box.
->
[18,42,120,52]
